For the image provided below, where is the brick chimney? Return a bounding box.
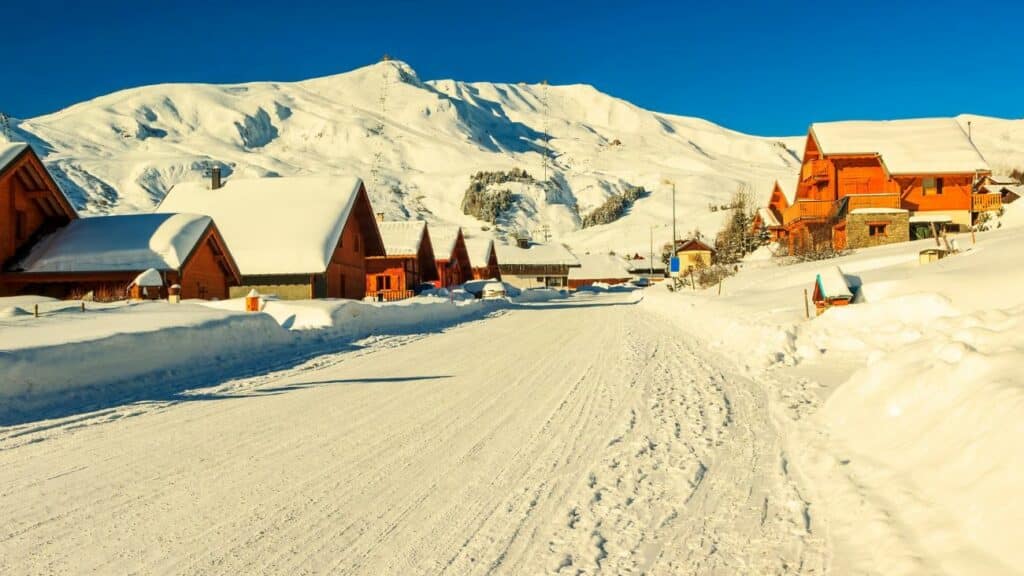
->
[211,166,222,190]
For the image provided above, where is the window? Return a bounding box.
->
[923,177,943,196]
[868,222,888,237]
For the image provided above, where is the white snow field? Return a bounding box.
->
[646,213,1024,575]
[0,290,827,575]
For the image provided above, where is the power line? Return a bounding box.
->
[370,55,391,195]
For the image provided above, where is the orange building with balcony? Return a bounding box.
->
[764,119,996,253]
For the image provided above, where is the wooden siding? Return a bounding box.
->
[0,148,76,271]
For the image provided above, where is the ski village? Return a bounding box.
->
[1,46,1023,575]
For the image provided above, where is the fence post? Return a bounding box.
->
[717,278,723,296]
[803,289,810,319]
[34,304,39,318]
[81,301,85,312]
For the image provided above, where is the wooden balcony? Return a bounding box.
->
[972,193,1002,212]
[801,159,829,182]
[845,193,901,211]
[368,289,415,302]
[782,200,832,224]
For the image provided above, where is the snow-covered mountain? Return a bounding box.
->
[6,60,1023,254]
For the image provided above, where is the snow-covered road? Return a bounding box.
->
[0,291,825,574]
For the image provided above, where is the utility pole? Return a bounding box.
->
[661,179,677,248]
[649,226,654,276]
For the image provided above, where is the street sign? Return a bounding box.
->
[669,257,681,277]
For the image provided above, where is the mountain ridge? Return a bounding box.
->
[5,60,1022,254]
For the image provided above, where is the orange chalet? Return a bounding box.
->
[365,219,439,300]
[760,118,996,254]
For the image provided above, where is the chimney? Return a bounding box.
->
[375,212,385,223]
[211,166,222,190]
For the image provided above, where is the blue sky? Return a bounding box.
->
[3,0,1021,135]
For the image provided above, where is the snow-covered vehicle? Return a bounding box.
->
[631,277,651,287]
[481,282,507,299]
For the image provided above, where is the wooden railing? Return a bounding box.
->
[369,289,415,302]
[972,193,1002,212]
[801,159,829,182]
[782,200,832,224]
[844,193,901,212]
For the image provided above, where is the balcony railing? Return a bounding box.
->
[972,193,1002,212]
[782,200,832,224]
[369,289,415,302]
[843,193,901,212]
[801,159,829,182]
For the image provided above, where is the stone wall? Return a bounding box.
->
[846,211,910,249]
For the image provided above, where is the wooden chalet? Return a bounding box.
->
[0,143,77,295]
[752,178,795,243]
[4,213,241,300]
[495,242,580,289]
[365,220,439,300]
[429,226,473,288]
[979,175,1022,205]
[160,175,384,299]
[769,119,995,254]
[465,236,501,280]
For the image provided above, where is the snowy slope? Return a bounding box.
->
[5,60,803,255]
[5,60,1022,256]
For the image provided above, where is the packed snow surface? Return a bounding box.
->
[0,290,826,574]
[14,212,211,273]
[810,118,990,175]
[158,176,363,274]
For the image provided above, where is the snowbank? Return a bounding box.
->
[0,290,565,420]
[644,220,1024,572]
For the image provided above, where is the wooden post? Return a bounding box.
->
[689,268,696,291]
[930,222,941,247]
[34,304,39,318]
[717,278,723,296]
[81,301,85,312]
[971,228,977,245]
[803,289,810,319]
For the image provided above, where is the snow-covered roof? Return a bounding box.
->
[568,253,632,280]
[15,213,212,273]
[981,184,1024,197]
[625,257,665,273]
[429,226,463,259]
[757,207,781,227]
[160,176,367,275]
[775,176,799,205]
[0,143,29,173]
[130,268,164,287]
[849,208,908,215]
[377,221,426,256]
[810,118,990,175]
[463,236,495,268]
[815,266,854,300]
[496,242,580,267]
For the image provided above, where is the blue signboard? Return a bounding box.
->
[669,257,681,276]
